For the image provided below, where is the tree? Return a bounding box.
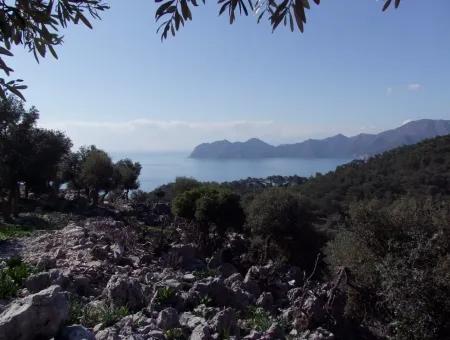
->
[21,128,72,196]
[172,186,245,249]
[324,198,450,340]
[0,0,108,99]
[246,187,320,267]
[113,159,142,197]
[80,147,114,205]
[155,0,401,40]
[0,96,70,217]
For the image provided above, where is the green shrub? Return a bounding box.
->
[0,225,33,241]
[246,188,322,269]
[0,258,34,299]
[154,286,177,305]
[325,198,450,340]
[165,328,185,340]
[70,301,129,328]
[243,307,272,332]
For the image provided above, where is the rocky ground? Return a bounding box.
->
[0,210,361,340]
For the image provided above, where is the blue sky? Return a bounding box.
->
[7,0,450,151]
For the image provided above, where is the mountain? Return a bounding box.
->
[189,119,450,159]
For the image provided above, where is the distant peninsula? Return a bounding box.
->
[189,119,450,159]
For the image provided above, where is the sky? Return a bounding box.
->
[6,0,450,151]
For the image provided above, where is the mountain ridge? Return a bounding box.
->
[189,119,450,159]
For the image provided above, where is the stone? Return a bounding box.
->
[57,324,95,340]
[180,312,206,330]
[156,307,179,330]
[256,292,274,310]
[264,322,285,339]
[224,273,243,287]
[190,324,212,340]
[24,271,51,293]
[218,263,238,278]
[36,255,56,270]
[0,285,69,340]
[104,275,145,311]
[210,308,238,336]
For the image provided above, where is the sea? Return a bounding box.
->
[111,151,351,192]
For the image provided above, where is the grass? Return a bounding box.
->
[244,306,273,333]
[0,224,33,241]
[0,257,34,299]
[165,328,185,340]
[69,299,130,328]
[154,286,177,306]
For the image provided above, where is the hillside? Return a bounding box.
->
[299,134,450,214]
[190,119,450,159]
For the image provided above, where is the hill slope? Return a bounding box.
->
[190,119,450,159]
[299,134,450,214]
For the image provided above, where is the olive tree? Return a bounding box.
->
[172,186,245,249]
[246,187,320,267]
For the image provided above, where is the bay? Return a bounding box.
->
[111,151,351,191]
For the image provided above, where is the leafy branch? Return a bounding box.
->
[155,0,402,40]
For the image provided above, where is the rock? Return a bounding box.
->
[298,327,335,340]
[49,269,70,288]
[95,327,119,340]
[256,292,274,310]
[57,324,95,340]
[244,330,263,339]
[190,324,212,340]
[287,287,303,303]
[72,275,91,296]
[211,308,238,336]
[91,245,109,260]
[156,307,179,330]
[180,312,206,330]
[0,285,69,340]
[264,322,285,339]
[183,273,196,282]
[36,255,56,270]
[218,263,238,278]
[169,244,202,270]
[105,275,145,311]
[224,273,243,287]
[24,271,51,293]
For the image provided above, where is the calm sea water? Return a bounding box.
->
[111,152,350,191]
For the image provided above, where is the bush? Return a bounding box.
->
[69,299,130,329]
[246,188,322,269]
[0,258,34,299]
[325,198,450,340]
[172,186,245,250]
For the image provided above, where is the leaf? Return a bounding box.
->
[0,47,13,57]
[156,1,175,19]
[78,13,93,29]
[180,0,192,20]
[383,0,392,11]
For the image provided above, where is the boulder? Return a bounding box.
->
[57,324,95,340]
[0,285,69,340]
[190,324,212,340]
[24,271,51,293]
[256,292,274,310]
[211,308,238,336]
[104,275,145,311]
[156,307,179,330]
[180,312,206,330]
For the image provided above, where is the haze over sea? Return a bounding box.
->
[111,152,350,191]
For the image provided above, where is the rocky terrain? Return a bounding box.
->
[0,210,357,340]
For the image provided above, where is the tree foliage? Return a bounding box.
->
[0,96,71,216]
[325,198,450,340]
[172,186,245,247]
[246,187,321,267]
[155,0,401,40]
